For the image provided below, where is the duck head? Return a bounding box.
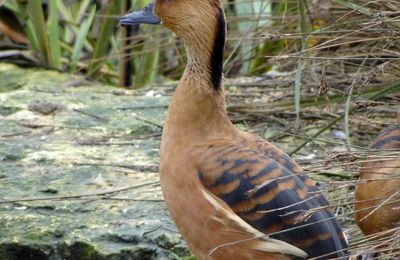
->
[120,0,225,42]
[120,1,226,89]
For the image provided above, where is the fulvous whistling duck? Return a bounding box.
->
[120,1,348,259]
[354,125,400,256]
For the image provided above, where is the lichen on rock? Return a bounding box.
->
[0,63,189,259]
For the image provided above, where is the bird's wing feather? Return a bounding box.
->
[254,137,335,212]
[199,188,308,259]
[197,143,348,259]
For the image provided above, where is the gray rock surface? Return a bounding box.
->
[0,63,191,260]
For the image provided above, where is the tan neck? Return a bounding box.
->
[161,4,230,146]
[162,75,233,145]
[183,42,213,80]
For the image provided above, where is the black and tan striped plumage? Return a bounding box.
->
[196,135,348,258]
[120,1,348,259]
[354,125,400,254]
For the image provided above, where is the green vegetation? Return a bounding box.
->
[1,0,398,96]
[2,0,122,80]
[0,0,313,85]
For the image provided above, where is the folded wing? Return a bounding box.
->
[197,143,348,259]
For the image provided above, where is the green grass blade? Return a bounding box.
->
[69,5,96,72]
[27,0,51,65]
[25,20,40,52]
[57,0,74,44]
[298,0,307,45]
[75,0,91,24]
[48,0,62,69]
[294,0,308,128]
[56,0,73,21]
[57,0,93,53]
[294,61,303,129]
[88,0,122,79]
[134,27,160,88]
[3,0,19,13]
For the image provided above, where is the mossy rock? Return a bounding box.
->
[0,63,189,259]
